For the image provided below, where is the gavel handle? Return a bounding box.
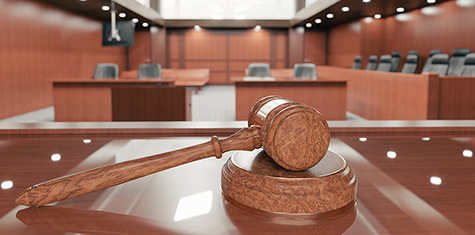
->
[16,126,262,207]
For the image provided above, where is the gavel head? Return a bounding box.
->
[248,96,330,171]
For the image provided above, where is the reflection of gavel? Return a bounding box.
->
[16,96,330,207]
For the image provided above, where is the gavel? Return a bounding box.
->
[16,96,330,207]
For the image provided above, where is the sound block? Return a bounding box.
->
[221,149,357,214]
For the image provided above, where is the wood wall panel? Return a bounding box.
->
[304,30,327,65]
[288,27,304,67]
[275,33,287,60]
[228,30,271,60]
[168,32,181,61]
[0,0,126,119]
[129,31,151,70]
[151,26,167,67]
[185,61,227,71]
[328,22,361,68]
[184,30,227,60]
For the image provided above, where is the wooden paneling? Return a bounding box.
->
[128,31,151,70]
[437,76,475,119]
[151,26,167,67]
[167,28,288,84]
[304,30,326,65]
[328,22,361,68]
[288,27,305,67]
[54,86,113,121]
[235,80,347,121]
[0,0,126,119]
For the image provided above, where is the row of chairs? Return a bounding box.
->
[248,63,317,79]
[352,48,475,76]
[93,63,162,79]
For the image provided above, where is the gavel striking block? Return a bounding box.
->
[16,95,354,215]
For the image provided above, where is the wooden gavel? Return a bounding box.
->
[16,96,330,207]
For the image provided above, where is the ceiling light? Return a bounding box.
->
[1,180,13,190]
[422,137,430,141]
[386,151,397,159]
[463,149,473,158]
[101,5,110,11]
[83,139,92,144]
[326,13,334,19]
[430,176,442,185]
[315,18,322,24]
[427,0,436,3]
[79,0,87,2]
[396,7,405,13]
[132,18,139,23]
[51,153,61,162]
[194,25,201,31]
[306,23,312,28]
[374,14,382,19]
[119,12,126,18]
[359,137,367,142]
[142,22,149,27]
[254,25,261,31]
[342,7,350,12]
[363,0,371,2]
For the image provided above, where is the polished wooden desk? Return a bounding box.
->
[233,77,347,121]
[53,80,191,122]
[122,69,210,93]
[0,121,474,234]
[318,66,475,120]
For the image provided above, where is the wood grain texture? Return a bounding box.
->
[304,30,327,65]
[16,126,262,206]
[128,31,152,70]
[437,76,475,119]
[235,80,347,121]
[0,0,126,119]
[288,27,305,67]
[222,149,357,214]
[151,27,167,66]
[327,22,362,68]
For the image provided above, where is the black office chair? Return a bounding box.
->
[365,55,378,71]
[447,48,471,76]
[390,51,401,72]
[294,63,317,79]
[461,53,475,76]
[376,55,392,72]
[401,54,419,74]
[421,49,442,73]
[248,63,271,77]
[425,54,449,76]
[138,64,162,79]
[352,56,362,70]
[408,50,419,56]
[93,63,119,79]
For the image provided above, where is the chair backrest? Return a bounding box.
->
[390,51,401,72]
[248,63,271,77]
[426,54,449,76]
[294,63,317,79]
[447,48,471,75]
[422,49,442,73]
[461,53,475,76]
[401,54,419,74]
[352,56,362,70]
[376,55,392,72]
[138,64,162,79]
[93,63,119,79]
[365,55,378,71]
[408,50,419,56]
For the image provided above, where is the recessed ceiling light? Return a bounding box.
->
[359,137,367,142]
[101,5,110,11]
[430,176,442,185]
[342,7,350,12]
[83,139,92,144]
[142,22,149,27]
[386,151,397,159]
[254,25,261,31]
[315,18,322,24]
[396,7,405,13]
[194,25,201,31]
[326,13,334,19]
[1,180,13,190]
[306,23,312,28]
[119,12,126,18]
[132,18,139,23]
[427,0,436,3]
[374,14,382,19]
[363,0,371,2]
[422,137,430,141]
[79,0,87,2]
